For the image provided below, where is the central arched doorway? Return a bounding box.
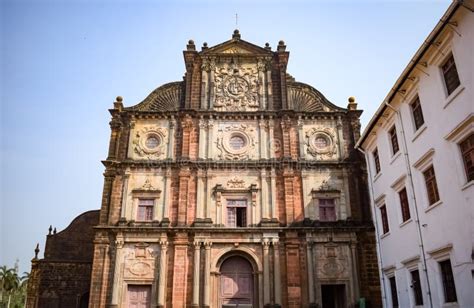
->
[219,256,254,307]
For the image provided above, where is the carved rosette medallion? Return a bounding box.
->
[133,126,168,159]
[216,124,256,160]
[214,63,259,111]
[305,127,337,159]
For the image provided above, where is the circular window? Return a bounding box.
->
[314,136,328,149]
[229,135,246,150]
[145,135,160,149]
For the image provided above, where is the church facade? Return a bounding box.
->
[27,31,380,308]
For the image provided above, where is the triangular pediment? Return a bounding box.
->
[220,45,253,54]
[201,39,272,56]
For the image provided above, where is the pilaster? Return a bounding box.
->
[203,241,212,307]
[272,239,282,306]
[199,118,207,159]
[168,118,176,159]
[306,241,315,305]
[192,241,202,307]
[109,235,124,307]
[262,238,271,305]
[157,240,168,307]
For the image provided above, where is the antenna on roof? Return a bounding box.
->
[235,13,238,27]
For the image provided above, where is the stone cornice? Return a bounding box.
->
[101,158,361,170]
[94,221,375,234]
[121,109,353,120]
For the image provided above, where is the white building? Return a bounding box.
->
[356,1,473,307]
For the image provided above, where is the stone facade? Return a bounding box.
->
[27,30,381,308]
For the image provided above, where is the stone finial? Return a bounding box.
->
[277,40,286,52]
[53,227,57,234]
[48,225,52,235]
[347,96,358,110]
[114,96,123,111]
[264,42,271,50]
[232,29,241,40]
[186,39,196,51]
[201,42,208,51]
[34,243,40,259]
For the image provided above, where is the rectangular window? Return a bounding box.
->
[390,126,400,155]
[423,166,440,205]
[460,133,474,182]
[226,199,247,227]
[389,276,399,307]
[137,199,154,221]
[380,204,389,234]
[398,187,411,222]
[439,259,457,303]
[319,199,336,221]
[442,54,461,96]
[373,148,381,174]
[411,96,425,131]
[410,269,423,306]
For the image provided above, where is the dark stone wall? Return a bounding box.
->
[26,210,99,308]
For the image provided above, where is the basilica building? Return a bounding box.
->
[27,31,380,308]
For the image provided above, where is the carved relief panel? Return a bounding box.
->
[128,119,171,160]
[296,118,346,161]
[123,243,157,280]
[303,126,338,160]
[315,244,350,279]
[213,61,259,111]
[214,122,258,160]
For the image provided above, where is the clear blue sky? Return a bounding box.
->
[1,0,451,272]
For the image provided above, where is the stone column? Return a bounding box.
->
[336,116,345,159]
[192,241,201,307]
[259,119,267,159]
[199,119,207,159]
[196,170,205,220]
[257,58,267,110]
[110,236,124,307]
[201,59,209,109]
[301,174,312,219]
[162,168,172,224]
[268,119,275,159]
[297,118,305,158]
[350,242,360,302]
[209,59,216,109]
[262,239,271,305]
[157,241,168,307]
[270,169,277,220]
[272,239,282,306]
[203,241,212,307]
[266,59,273,110]
[306,241,315,304]
[207,119,214,159]
[341,168,350,219]
[119,174,129,220]
[260,169,269,220]
[205,174,213,220]
[168,118,176,159]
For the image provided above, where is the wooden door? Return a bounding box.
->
[127,285,151,308]
[220,256,253,307]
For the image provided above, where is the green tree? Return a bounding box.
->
[0,265,26,308]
